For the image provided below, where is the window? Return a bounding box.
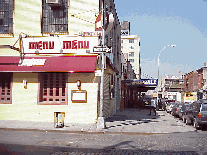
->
[0,72,12,104]
[38,73,68,105]
[129,59,134,62]
[129,39,134,43]
[121,40,123,43]
[130,46,134,49]
[0,0,13,35]
[129,52,134,57]
[42,0,68,34]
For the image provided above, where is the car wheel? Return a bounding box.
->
[193,118,200,130]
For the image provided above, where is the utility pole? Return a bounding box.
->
[97,0,106,129]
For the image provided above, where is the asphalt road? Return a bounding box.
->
[0,129,207,155]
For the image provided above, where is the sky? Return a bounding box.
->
[114,0,207,80]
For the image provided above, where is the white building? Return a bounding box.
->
[121,35,141,79]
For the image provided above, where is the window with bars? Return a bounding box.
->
[0,0,13,34]
[39,73,68,105]
[42,0,68,34]
[0,72,12,104]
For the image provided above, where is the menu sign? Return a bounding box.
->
[22,36,98,54]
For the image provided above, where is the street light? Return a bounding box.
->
[157,45,176,81]
[157,45,176,103]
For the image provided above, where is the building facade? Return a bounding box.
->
[158,75,184,101]
[0,0,121,124]
[184,62,207,100]
[120,21,141,79]
[121,35,141,79]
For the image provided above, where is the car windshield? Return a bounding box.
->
[201,104,207,111]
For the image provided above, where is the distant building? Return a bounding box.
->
[184,62,207,100]
[120,21,141,79]
[121,35,141,79]
[158,75,184,101]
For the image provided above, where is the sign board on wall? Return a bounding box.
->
[71,90,87,103]
[22,36,99,54]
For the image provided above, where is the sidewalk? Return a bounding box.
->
[0,108,196,134]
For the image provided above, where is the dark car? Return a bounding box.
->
[184,99,207,129]
[178,103,191,121]
[161,99,167,111]
[172,102,184,118]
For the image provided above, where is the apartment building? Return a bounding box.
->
[184,62,207,100]
[120,21,141,79]
[0,0,121,124]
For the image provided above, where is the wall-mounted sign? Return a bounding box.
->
[22,36,98,54]
[95,70,101,76]
[141,79,158,86]
[71,90,87,103]
[125,79,158,86]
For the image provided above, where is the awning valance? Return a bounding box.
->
[0,56,97,72]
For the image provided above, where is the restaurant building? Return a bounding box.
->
[0,0,121,124]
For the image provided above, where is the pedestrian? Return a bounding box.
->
[149,100,156,116]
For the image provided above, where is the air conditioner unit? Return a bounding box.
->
[46,0,60,5]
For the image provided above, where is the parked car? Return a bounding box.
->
[178,103,191,121]
[172,102,184,118]
[184,99,207,129]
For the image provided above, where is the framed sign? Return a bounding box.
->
[71,90,87,103]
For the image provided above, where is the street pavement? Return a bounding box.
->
[0,108,197,134]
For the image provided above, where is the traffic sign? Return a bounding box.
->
[93,46,111,53]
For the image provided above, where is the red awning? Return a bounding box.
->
[0,56,97,72]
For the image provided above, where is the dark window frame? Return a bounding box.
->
[129,59,134,62]
[0,0,14,35]
[129,39,134,43]
[41,0,68,34]
[129,52,134,57]
[0,72,12,104]
[38,72,68,105]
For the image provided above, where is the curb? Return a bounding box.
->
[0,127,196,135]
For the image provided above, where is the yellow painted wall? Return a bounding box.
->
[0,73,99,124]
[69,0,99,35]
[0,0,99,55]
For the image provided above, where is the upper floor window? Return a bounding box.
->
[129,52,134,57]
[0,72,12,104]
[129,39,134,43]
[130,46,134,49]
[0,0,13,35]
[129,59,134,62]
[42,0,68,34]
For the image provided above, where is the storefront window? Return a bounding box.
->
[0,72,12,104]
[42,0,68,34]
[38,73,68,105]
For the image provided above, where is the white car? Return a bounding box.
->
[166,103,175,113]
